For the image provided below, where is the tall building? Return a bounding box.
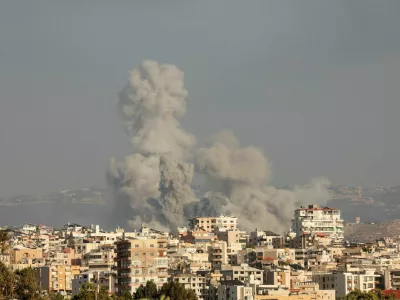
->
[115,238,169,295]
[188,215,238,232]
[291,204,344,243]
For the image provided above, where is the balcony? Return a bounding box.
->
[213,257,222,261]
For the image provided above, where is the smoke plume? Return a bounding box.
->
[108,60,331,233]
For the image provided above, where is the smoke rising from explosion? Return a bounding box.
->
[107,60,331,233]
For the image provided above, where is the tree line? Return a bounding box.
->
[1,261,197,300]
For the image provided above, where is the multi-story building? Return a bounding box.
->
[384,269,400,290]
[115,238,168,295]
[255,247,296,263]
[249,230,283,248]
[172,274,208,300]
[210,241,228,270]
[9,246,43,264]
[36,264,80,293]
[189,215,238,232]
[217,280,254,300]
[72,270,116,296]
[220,264,263,285]
[291,204,344,243]
[83,244,115,271]
[312,270,378,298]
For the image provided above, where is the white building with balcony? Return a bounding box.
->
[291,204,344,243]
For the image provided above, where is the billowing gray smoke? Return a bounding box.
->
[107,60,331,233]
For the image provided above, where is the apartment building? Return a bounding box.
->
[384,269,400,290]
[189,215,238,232]
[264,270,310,289]
[312,270,378,298]
[83,244,115,270]
[249,230,283,248]
[220,264,263,285]
[72,270,116,296]
[210,241,228,270]
[264,270,291,287]
[172,274,208,300]
[291,204,344,243]
[36,264,80,293]
[9,246,43,264]
[217,280,254,300]
[255,247,296,263]
[115,238,168,295]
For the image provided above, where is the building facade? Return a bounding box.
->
[115,238,168,295]
[189,215,238,232]
[291,204,344,243]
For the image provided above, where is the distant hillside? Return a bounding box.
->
[344,220,400,242]
[0,188,106,206]
[327,185,400,223]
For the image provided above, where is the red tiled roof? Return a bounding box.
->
[383,290,400,299]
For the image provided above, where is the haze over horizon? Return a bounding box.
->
[1,1,400,197]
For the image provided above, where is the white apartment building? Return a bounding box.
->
[312,270,378,298]
[217,281,254,300]
[291,204,344,243]
[189,215,238,232]
[72,270,116,296]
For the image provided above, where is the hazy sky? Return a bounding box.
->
[1,1,400,196]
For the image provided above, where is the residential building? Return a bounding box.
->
[291,204,344,243]
[189,215,238,232]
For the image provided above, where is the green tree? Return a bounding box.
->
[120,291,133,300]
[0,231,10,262]
[145,280,158,299]
[133,285,146,299]
[159,281,197,300]
[15,267,42,300]
[72,283,112,300]
[72,282,98,300]
[0,261,14,299]
[341,289,395,300]
[48,291,65,300]
[66,231,76,250]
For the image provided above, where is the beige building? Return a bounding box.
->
[255,283,335,300]
[220,264,263,285]
[249,230,283,248]
[256,247,296,263]
[36,264,80,293]
[189,215,238,232]
[115,238,168,295]
[210,241,228,270]
[10,247,42,264]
